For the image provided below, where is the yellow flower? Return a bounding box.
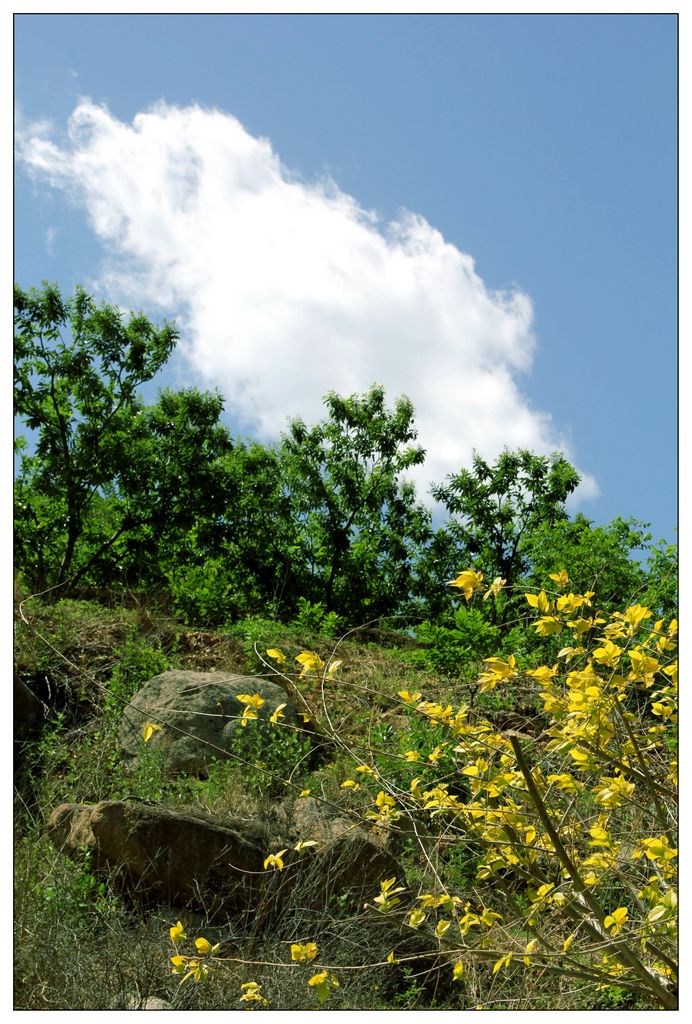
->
[373,877,406,913]
[416,700,453,722]
[567,615,605,636]
[483,576,506,601]
[532,616,563,637]
[294,839,318,852]
[175,957,208,984]
[194,936,220,955]
[663,659,678,685]
[408,909,426,929]
[592,640,622,668]
[375,790,395,808]
[240,981,269,1005]
[593,775,635,809]
[398,689,422,704]
[479,907,502,927]
[236,693,265,709]
[366,790,401,824]
[632,836,677,862]
[237,694,264,725]
[525,664,558,683]
[386,950,399,964]
[557,645,585,662]
[308,970,340,1004]
[628,648,661,685]
[295,651,325,677]
[263,849,288,871]
[619,604,653,632]
[170,920,187,944]
[604,907,629,936]
[327,659,342,675]
[452,961,464,980]
[549,570,570,587]
[478,655,517,691]
[266,648,286,663]
[493,953,513,974]
[143,722,162,743]
[291,942,318,962]
[447,569,484,601]
[269,703,287,725]
[588,825,613,848]
[526,590,552,614]
[299,789,311,797]
[435,919,451,938]
[547,773,583,794]
[556,592,593,614]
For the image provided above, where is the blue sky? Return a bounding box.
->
[14,12,678,548]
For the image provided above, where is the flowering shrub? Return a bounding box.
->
[163,572,677,1009]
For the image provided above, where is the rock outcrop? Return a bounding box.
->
[118,670,302,775]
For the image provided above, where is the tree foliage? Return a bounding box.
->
[521,514,652,613]
[14,282,674,640]
[14,283,178,590]
[280,385,430,621]
[432,449,581,592]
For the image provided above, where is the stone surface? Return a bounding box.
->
[46,799,270,917]
[267,795,403,907]
[117,670,301,775]
[46,796,403,918]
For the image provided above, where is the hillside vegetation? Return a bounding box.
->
[14,284,677,1010]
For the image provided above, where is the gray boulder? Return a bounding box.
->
[117,670,302,775]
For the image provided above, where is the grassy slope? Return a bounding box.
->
[13,594,649,1011]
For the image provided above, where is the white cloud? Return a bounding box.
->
[44,226,58,257]
[17,100,598,504]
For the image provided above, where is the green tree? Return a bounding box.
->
[431,449,581,615]
[521,514,651,613]
[641,538,678,619]
[109,387,234,588]
[280,385,430,622]
[164,440,304,623]
[14,283,178,591]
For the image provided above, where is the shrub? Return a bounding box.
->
[178,571,676,1009]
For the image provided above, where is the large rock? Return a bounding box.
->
[46,800,270,917]
[265,795,404,908]
[118,670,302,775]
[46,797,403,919]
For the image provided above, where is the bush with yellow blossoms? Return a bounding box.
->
[164,570,677,1009]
